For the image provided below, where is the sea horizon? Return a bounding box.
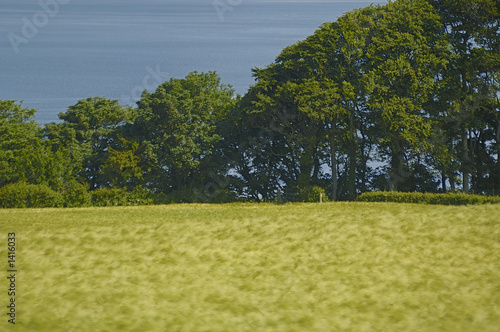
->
[1,0,388,123]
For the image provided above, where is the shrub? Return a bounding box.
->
[127,186,155,206]
[91,186,155,207]
[158,188,196,204]
[210,189,240,203]
[0,181,63,208]
[91,187,129,207]
[304,185,329,203]
[357,191,500,205]
[154,187,240,204]
[278,186,329,203]
[62,180,92,207]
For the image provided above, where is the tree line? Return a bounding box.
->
[1,0,499,204]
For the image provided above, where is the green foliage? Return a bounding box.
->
[45,97,134,189]
[297,185,330,203]
[2,0,499,202]
[278,186,329,203]
[156,187,200,204]
[0,181,63,208]
[91,187,130,207]
[156,188,240,204]
[209,188,240,203]
[426,0,500,194]
[99,137,145,190]
[135,71,236,194]
[91,186,154,207]
[307,185,329,202]
[357,191,500,205]
[61,180,92,208]
[128,186,156,206]
[363,0,449,190]
[0,100,43,186]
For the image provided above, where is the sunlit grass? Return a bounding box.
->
[1,203,499,331]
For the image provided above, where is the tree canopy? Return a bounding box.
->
[1,0,499,204]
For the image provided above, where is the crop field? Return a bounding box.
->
[1,202,499,331]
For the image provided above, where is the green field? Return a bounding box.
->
[1,203,499,331]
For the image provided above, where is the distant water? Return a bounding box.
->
[1,0,387,123]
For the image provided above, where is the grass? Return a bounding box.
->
[1,202,499,331]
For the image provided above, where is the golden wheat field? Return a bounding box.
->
[0,202,499,331]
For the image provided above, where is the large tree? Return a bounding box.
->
[134,71,236,197]
[0,100,74,190]
[427,0,500,193]
[44,97,133,189]
[233,46,342,200]
[0,100,41,186]
[235,0,450,198]
[363,0,449,190]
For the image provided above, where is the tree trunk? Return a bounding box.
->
[298,139,314,189]
[462,128,470,194]
[459,58,470,194]
[329,125,338,201]
[497,118,500,163]
[312,146,320,183]
[348,109,357,200]
[441,171,447,193]
[449,172,456,191]
[359,127,369,193]
[496,117,500,194]
[389,138,405,191]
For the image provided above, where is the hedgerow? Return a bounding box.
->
[91,186,155,207]
[0,182,157,208]
[0,182,63,208]
[357,191,500,205]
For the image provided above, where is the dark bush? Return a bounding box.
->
[156,188,196,204]
[277,185,329,203]
[210,189,240,203]
[91,186,155,207]
[91,187,129,207]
